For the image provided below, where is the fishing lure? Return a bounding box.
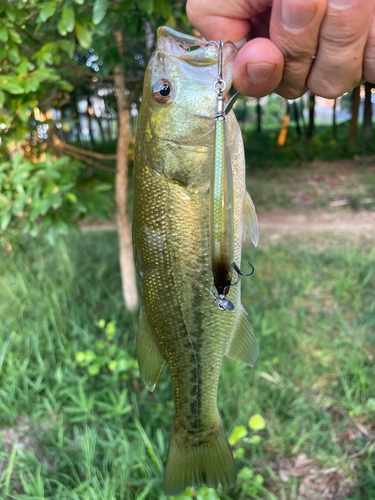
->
[209,40,254,312]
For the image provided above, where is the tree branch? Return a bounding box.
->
[52,137,117,160]
[65,151,116,173]
[51,138,116,172]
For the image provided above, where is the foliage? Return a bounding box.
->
[0,231,374,498]
[0,0,189,240]
[75,319,139,377]
[0,152,113,243]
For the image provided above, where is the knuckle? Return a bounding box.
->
[277,86,306,100]
[272,33,316,61]
[308,81,348,99]
[308,65,362,99]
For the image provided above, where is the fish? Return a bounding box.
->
[132,27,259,496]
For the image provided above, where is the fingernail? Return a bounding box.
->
[281,0,317,30]
[247,62,276,82]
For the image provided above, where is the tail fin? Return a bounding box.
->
[164,423,236,496]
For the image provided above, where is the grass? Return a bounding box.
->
[0,231,375,499]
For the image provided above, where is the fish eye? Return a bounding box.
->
[153,79,173,103]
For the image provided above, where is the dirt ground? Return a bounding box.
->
[80,208,375,237]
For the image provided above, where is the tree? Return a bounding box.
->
[348,86,360,142]
[306,91,315,139]
[0,0,189,310]
[363,82,373,140]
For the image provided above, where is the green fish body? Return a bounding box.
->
[132,27,259,496]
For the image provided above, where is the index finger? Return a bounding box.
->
[186,0,271,41]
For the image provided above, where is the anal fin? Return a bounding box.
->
[242,191,259,247]
[226,307,258,367]
[137,307,165,391]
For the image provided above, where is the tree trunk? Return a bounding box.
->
[348,86,360,142]
[256,99,261,133]
[332,99,337,138]
[306,91,315,138]
[293,101,301,137]
[299,97,306,135]
[114,30,138,311]
[363,82,373,140]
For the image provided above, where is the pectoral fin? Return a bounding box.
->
[242,191,259,247]
[137,308,165,391]
[226,307,258,367]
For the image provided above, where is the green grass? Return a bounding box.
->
[1,232,375,499]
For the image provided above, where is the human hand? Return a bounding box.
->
[186,0,375,99]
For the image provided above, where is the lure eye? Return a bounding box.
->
[153,79,173,103]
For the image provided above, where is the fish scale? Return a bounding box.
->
[132,27,259,496]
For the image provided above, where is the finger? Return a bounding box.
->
[186,0,271,42]
[269,0,327,99]
[233,38,284,97]
[307,0,374,98]
[363,0,375,82]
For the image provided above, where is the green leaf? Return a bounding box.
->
[165,14,176,29]
[154,0,172,18]
[18,106,31,123]
[14,60,35,77]
[74,0,84,4]
[247,435,262,444]
[59,80,74,91]
[75,22,92,49]
[238,467,254,480]
[0,26,8,43]
[196,486,220,500]
[249,414,266,431]
[138,0,154,15]
[0,76,24,94]
[59,40,75,57]
[58,4,75,35]
[75,351,86,364]
[5,6,16,22]
[8,29,22,44]
[105,321,116,340]
[92,0,109,25]
[234,447,245,459]
[38,1,57,22]
[0,90,5,108]
[0,212,12,231]
[8,48,21,64]
[228,425,248,446]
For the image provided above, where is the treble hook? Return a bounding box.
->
[231,261,255,286]
[206,288,235,312]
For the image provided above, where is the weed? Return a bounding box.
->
[0,232,374,499]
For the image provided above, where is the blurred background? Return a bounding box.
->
[0,1,374,499]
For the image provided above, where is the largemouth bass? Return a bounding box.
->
[132,27,259,496]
